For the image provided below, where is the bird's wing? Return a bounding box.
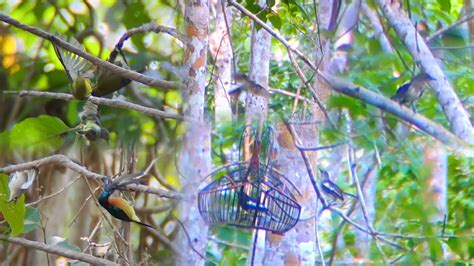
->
[21,168,38,190]
[392,83,410,100]
[53,34,90,81]
[322,178,345,201]
[107,196,141,223]
[114,173,147,188]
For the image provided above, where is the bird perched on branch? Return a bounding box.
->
[76,101,109,142]
[319,168,356,203]
[98,174,154,228]
[391,73,435,110]
[229,73,270,98]
[52,34,131,100]
[7,167,39,202]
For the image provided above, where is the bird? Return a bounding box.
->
[229,73,270,98]
[93,59,132,97]
[73,101,109,143]
[237,186,269,213]
[98,175,154,228]
[8,167,39,202]
[52,34,94,100]
[391,73,435,109]
[52,34,131,100]
[77,120,110,142]
[318,168,356,203]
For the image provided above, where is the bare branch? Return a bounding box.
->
[0,13,181,91]
[316,75,474,157]
[2,90,185,121]
[110,22,187,63]
[427,14,474,43]
[376,1,474,143]
[329,207,408,251]
[0,235,116,265]
[283,121,328,207]
[229,0,474,155]
[0,154,182,199]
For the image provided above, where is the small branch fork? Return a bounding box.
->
[0,154,182,199]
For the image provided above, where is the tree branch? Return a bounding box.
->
[321,75,474,156]
[427,14,474,43]
[0,154,182,199]
[0,13,181,91]
[376,0,474,143]
[0,235,116,265]
[228,0,474,155]
[2,90,185,121]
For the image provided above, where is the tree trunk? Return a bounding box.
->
[175,1,211,265]
[210,0,233,124]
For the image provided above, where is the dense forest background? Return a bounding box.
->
[0,0,473,265]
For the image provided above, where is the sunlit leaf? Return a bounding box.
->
[0,174,25,236]
[1,115,69,160]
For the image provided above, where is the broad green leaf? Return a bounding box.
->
[266,0,275,8]
[23,207,40,234]
[2,115,69,160]
[47,237,83,264]
[267,13,281,30]
[0,174,26,236]
[428,238,444,261]
[438,0,450,13]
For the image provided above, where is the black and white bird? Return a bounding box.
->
[8,167,39,202]
[318,168,356,203]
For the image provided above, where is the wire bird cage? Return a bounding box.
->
[198,127,301,234]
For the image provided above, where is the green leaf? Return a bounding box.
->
[268,13,281,30]
[1,115,69,160]
[23,207,40,234]
[0,174,26,236]
[428,238,443,261]
[438,0,450,12]
[122,0,151,51]
[48,237,81,253]
[266,0,275,8]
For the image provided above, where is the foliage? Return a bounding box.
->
[0,0,472,264]
[0,174,25,236]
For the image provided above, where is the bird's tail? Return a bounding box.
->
[342,191,357,198]
[133,220,155,229]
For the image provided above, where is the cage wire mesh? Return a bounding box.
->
[198,126,301,234]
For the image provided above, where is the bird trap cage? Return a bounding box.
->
[198,127,301,234]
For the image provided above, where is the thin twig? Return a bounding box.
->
[329,207,408,250]
[2,90,185,121]
[110,22,187,62]
[0,154,182,199]
[426,14,474,43]
[0,235,116,265]
[229,0,474,155]
[26,174,82,207]
[0,13,180,91]
[287,49,336,129]
[143,226,185,257]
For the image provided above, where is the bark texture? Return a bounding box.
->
[176,1,211,265]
